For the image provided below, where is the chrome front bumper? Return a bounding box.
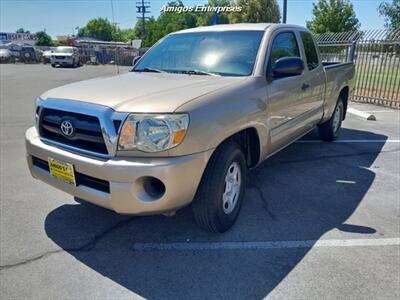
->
[25,127,212,215]
[51,57,73,65]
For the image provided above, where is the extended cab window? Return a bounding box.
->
[268,32,300,73]
[300,31,319,70]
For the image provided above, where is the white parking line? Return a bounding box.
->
[364,111,396,113]
[132,238,400,251]
[347,107,376,120]
[297,140,400,143]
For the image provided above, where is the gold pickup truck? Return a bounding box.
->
[25,23,355,233]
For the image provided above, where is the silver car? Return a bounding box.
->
[51,46,80,67]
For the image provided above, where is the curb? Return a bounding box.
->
[347,107,376,121]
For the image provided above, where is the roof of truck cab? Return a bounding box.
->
[173,23,273,34]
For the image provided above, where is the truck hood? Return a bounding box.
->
[40,72,246,113]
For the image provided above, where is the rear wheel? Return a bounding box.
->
[318,97,344,141]
[192,141,247,233]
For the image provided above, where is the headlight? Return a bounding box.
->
[118,114,189,152]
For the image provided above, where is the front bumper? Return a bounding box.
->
[51,57,73,65]
[25,127,212,215]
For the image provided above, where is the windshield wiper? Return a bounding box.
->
[133,67,165,73]
[174,69,220,76]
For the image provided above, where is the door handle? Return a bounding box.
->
[301,83,310,91]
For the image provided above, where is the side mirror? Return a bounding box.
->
[132,56,141,66]
[273,57,304,77]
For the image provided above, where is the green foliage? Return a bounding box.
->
[35,31,54,46]
[78,0,283,47]
[379,0,400,29]
[306,0,360,33]
[119,28,136,42]
[230,0,281,23]
[16,28,30,33]
[53,40,68,46]
[135,1,200,47]
[196,0,232,26]
[135,0,281,47]
[77,17,120,41]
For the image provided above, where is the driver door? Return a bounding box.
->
[266,30,309,154]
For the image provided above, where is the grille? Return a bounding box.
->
[32,156,110,193]
[55,56,66,59]
[39,108,108,155]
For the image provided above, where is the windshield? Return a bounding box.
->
[54,47,73,53]
[134,31,265,76]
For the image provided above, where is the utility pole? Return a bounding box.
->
[136,0,150,37]
[213,0,218,25]
[283,0,287,24]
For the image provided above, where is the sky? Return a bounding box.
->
[0,0,387,38]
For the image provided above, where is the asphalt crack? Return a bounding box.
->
[247,173,276,220]
[0,217,136,271]
[245,149,399,220]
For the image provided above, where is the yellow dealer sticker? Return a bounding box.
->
[48,158,76,186]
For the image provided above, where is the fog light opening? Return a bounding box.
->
[134,176,166,202]
[142,177,166,200]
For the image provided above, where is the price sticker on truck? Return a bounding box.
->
[48,158,76,186]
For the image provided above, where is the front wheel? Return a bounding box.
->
[318,97,344,141]
[192,141,247,233]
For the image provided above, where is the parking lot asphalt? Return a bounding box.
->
[1,64,399,299]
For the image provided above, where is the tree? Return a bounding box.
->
[53,40,68,46]
[196,0,232,26]
[78,18,120,41]
[135,1,200,47]
[379,0,400,29]
[306,0,360,33]
[120,28,136,42]
[35,31,53,46]
[16,28,30,33]
[230,0,281,23]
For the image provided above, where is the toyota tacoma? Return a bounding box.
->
[26,24,355,232]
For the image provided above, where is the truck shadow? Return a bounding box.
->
[45,128,386,299]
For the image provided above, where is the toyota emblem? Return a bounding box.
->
[60,120,74,137]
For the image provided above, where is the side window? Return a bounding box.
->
[268,32,300,72]
[300,31,319,70]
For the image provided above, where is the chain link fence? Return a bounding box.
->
[315,29,400,108]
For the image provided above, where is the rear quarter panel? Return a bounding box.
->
[321,63,355,122]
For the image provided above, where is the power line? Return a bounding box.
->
[283,0,287,24]
[110,0,120,74]
[136,0,150,37]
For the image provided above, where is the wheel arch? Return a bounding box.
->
[213,127,261,169]
[339,86,349,120]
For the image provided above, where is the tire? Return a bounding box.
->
[318,97,344,141]
[51,64,56,68]
[192,141,247,233]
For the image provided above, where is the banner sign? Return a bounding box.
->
[0,32,38,42]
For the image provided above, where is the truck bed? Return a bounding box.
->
[321,61,355,121]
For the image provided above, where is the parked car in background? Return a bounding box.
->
[0,49,15,63]
[26,24,355,233]
[42,50,53,64]
[0,42,21,60]
[51,46,80,67]
[20,45,41,63]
